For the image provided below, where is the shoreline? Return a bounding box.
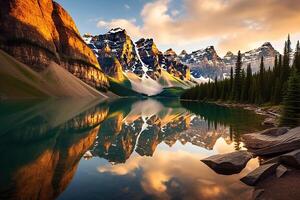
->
[181,98,282,127]
[212,101,281,127]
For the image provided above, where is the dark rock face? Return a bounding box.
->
[240,163,279,186]
[0,0,109,91]
[280,149,300,169]
[136,38,162,79]
[164,48,177,61]
[243,127,300,156]
[201,151,253,175]
[163,49,191,80]
[85,29,144,77]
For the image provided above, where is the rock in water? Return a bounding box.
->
[240,163,279,186]
[252,189,265,200]
[262,117,277,126]
[276,165,288,178]
[201,151,253,175]
[280,149,300,169]
[242,127,300,156]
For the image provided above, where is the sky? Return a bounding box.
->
[56,0,300,56]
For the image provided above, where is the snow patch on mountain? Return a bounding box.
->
[108,28,125,34]
[134,45,149,78]
[124,72,163,96]
[191,75,213,84]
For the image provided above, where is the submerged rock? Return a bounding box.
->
[276,165,288,178]
[252,189,265,200]
[201,151,253,175]
[240,163,279,186]
[243,127,300,156]
[262,117,277,126]
[280,149,300,169]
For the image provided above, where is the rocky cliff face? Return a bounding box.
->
[163,48,191,80]
[135,38,162,80]
[0,0,108,91]
[84,28,144,77]
[96,44,125,80]
[83,29,191,82]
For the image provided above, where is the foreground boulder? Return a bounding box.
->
[280,149,300,169]
[201,151,253,175]
[243,127,300,156]
[240,163,279,186]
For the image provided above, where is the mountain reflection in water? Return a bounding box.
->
[0,98,266,200]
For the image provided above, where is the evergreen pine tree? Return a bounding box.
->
[234,51,242,101]
[213,77,218,99]
[259,56,265,103]
[230,67,234,99]
[242,64,252,102]
[278,54,282,75]
[294,40,300,72]
[281,35,291,82]
[275,54,283,103]
[280,68,300,127]
[274,55,278,75]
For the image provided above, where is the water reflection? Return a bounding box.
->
[0,98,265,200]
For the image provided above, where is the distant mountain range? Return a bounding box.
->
[85,29,280,82]
[178,42,279,79]
[223,42,279,72]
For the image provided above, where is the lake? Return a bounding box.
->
[0,98,267,200]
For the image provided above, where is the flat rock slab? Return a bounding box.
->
[201,151,253,175]
[280,149,300,169]
[243,127,300,156]
[240,163,279,186]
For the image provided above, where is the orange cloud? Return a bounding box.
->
[97,0,300,55]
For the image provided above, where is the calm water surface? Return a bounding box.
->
[0,98,267,200]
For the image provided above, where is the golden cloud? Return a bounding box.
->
[97,0,300,55]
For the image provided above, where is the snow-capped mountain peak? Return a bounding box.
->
[179,45,226,79]
[108,27,125,34]
[224,42,279,72]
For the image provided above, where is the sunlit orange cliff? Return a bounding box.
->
[0,0,108,90]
